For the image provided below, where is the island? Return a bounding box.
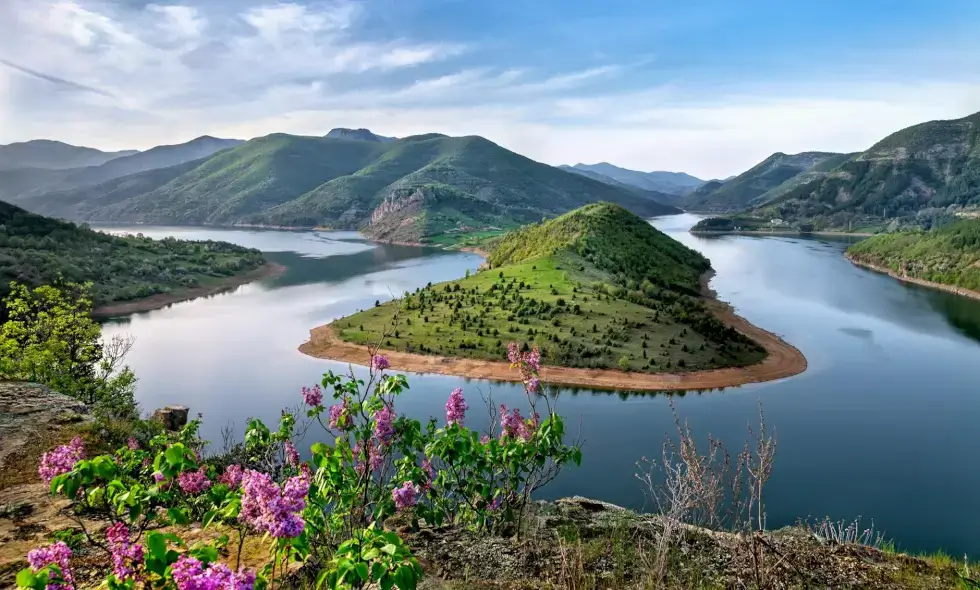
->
[0,200,279,317]
[846,218,980,300]
[301,203,806,390]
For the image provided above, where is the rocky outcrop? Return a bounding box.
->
[0,381,89,476]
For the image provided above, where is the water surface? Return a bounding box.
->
[100,217,980,557]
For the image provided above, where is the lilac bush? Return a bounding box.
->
[38,437,84,485]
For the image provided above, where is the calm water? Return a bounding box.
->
[100,216,980,557]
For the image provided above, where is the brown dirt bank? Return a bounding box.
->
[846,252,980,301]
[298,272,807,391]
[691,229,874,238]
[92,262,285,318]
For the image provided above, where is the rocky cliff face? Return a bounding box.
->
[0,381,89,478]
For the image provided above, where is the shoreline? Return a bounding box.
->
[845,253,980,302]
[691,229,875,238]
[298,271,807,392]
[92,262,286,317]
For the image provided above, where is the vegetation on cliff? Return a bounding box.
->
[334,203,764,373]
[847,218,980,292]
[0,200,266,309]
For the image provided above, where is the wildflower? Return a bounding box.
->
[507,342,542,385]
[421,457,436,491]
[527,377,540,393]
[283,441,300,467]
[106,523,144,581]
[500,406,537,442]
[153,472,166,483]
[301,384,323,407]
[392,481,419,510]
[239,469,309,538]
[177,467,212,495]
[374,406,396,446]
[445,388,468,426]
[38,437,84,484]
[480,434,490,444]
[220,464,244,488]
[353,439,383,476]
[371,354,390,372]
[127,438,140,451]
[27,541,74,590]
[328,399,350,430]
[170,554,256,590]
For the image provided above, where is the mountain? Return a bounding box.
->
[325,128,396,142]
[23,133,681,244]
[557,165,681,203]
[0,199,265,311]
[327,202,764,373]
[746,111,980,230]
[570,163,705,196]
[683,152,846,212]
[0,140,137,171]
[846,218,980,293]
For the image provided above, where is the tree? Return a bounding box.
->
[618,356,631,372]
[0,281,137,418]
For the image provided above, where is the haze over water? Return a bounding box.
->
[100,215,980,557]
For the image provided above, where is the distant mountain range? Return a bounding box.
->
[2,130,679,244]
[561,162,705,197]
[0,140,137,171]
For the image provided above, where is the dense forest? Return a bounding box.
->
[0,200,266,308]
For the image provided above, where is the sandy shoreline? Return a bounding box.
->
[845,253,980,301]
[92,262,285,317]
[298,271,807,392]
[691,229,875,238]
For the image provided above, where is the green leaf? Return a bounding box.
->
[16,568,37,589]
[354,562,369,582]
[164,445,184,466]
[147,533,167,561]
[167,507,190,525]
[380,544,397,556]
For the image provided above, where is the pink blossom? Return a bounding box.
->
[106,523,144,581]
[170,554,256,590]
[392,481,420,510]
[27,541,74,589]
[38,437,84,484]
[371,354,391,372]
[283,441,300,467]
[328,399,350,430]
[445,388,468,426]
[374,406,396,446]
[127,438,140,451]
[500,406,538,442]
[220,465,244,488]
[177,467,212,495]
[421,457,436,491]
[239,469,309,538]
[353,439,383,476]
[301,384,323,407]
[507,342,542,386]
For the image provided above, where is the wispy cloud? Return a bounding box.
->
[0,58,114,97]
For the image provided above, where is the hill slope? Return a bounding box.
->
[683,152,845,212]
[570,163,704,196]
[0,140,136,171]
[748,110,980,230]
[25,133,681,243]
[0,200,266,310]
[330,202,764,373]
[846,218,980,293]
[325,128,396,142]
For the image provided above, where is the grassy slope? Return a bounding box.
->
[26,134,680,243]
[846,218,980,291]
[334,203,764,373]
[0,200,266,307]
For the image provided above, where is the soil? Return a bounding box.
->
[298,271,807,392]
[91,262,285,317]
[846,252,980,302]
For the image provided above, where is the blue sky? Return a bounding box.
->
[1,0,978,178]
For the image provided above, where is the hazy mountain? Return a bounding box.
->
[325,128,396,142]
[0,140,137,171]
[556,165,679,203]
[22,133,681,243]
[569,163,705,196]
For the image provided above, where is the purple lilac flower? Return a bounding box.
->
[27,541,74,589]
[353,439,384,476]
[106,522,144,581]
[170,554,256,590]
[527,377,540,393]
[489,496,503,511]
[283,441,300,467]
[421,457,436,491]
[371,354,391,372]
[220,464,244,488]
[507,342,542,386]
[177,467,212,495]
[239,469,309,538]
[392,481,420,510]
[127,438,140,451]
[301,384,323,407]
[38,437,84,484]
[328,399,350,430]
[500,406,537,442]
[445,388,468,426]
[374,406,396,446]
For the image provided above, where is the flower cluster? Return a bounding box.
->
[445,388,468,426]
[353,438,384,476]
[283,441,300,467]
[301,384,323,407]
[371,354,391,372]
[106,523,144,581]
[220,464,244,488]
[171,554,256,590]
[27,541,74,589]
[374,406,395,446]
[507,342,542,390]
[177,467,212,494]
[127,437,140,451]
[500,405,539,442]
[392,481,420,510]
[328,399,351,430]
[240,469,309,538]
[38,437,84,484]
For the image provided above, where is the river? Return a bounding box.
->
[99,214,980,557]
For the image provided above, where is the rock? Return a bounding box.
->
[0,381,89,475]
[152,406,189,431]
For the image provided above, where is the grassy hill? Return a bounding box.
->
[333,203,764,373]
[23,133,681,244]
[847,218,980,292]
[0,200,266,310]
[747,110,980,230]
[683,152,845,212]
[0,140,136,171]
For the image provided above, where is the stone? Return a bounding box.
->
[152,405,189,431]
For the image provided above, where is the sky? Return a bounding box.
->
[1,0,979,179]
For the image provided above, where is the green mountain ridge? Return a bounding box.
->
[556,165,682,203]
[21,133,680,243]
[0,140,137,171]
[569,162,704,196]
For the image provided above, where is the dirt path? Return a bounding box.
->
[846,253,980,302]
[298,272,807,391]
[92,262,285,317]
